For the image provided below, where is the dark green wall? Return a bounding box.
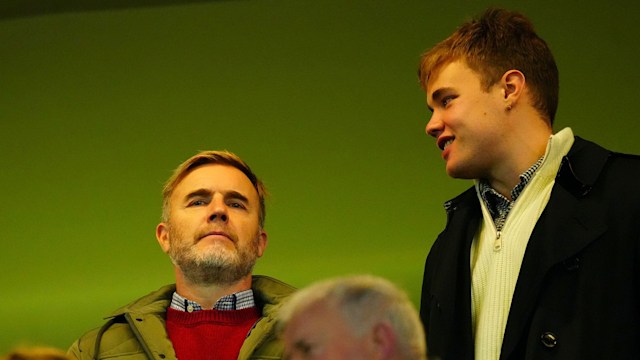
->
[1,0,638,352]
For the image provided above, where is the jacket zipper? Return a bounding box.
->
[494,231,502,252]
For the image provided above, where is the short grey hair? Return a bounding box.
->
[278,274,426,360]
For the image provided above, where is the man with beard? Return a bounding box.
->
[69,151,295,360]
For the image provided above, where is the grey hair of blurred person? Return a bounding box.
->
[278,274,427,360]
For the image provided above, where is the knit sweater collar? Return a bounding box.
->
[474,127,575,201]
[166,306,260,324]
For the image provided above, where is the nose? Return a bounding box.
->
[208,196,228,223]
[425,112,443,139]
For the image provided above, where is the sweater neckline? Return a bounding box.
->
[166,306,261,324]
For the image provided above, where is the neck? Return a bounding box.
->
[174,269,253,309]
[488,114,552,199]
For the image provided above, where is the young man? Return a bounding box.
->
[69,151,295,360]
[277,275,426,360]
[418,7,640,360]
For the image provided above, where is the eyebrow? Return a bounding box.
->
[225,190,249,204]
[185,188,211,202]
[427,87,455,112]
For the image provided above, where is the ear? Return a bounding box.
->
[256,229,268,258]
[501,69,526,103]
[156,222,171,253]
[371,322,397,359]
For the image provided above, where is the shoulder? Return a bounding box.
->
[252,275,296,304]
[108,284,175,316]
[68,284,176,359]
[558,137,640,205]
[570,137,640,164]
[570,137,640,179]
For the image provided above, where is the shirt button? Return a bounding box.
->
[187,305,195,313]
[541,332,558,348]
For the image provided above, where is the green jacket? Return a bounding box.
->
[68,275,295,360]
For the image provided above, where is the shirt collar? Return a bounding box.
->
[478,156,544,219]
[169,289,256,312]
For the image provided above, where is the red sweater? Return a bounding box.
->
[166,307,261,360]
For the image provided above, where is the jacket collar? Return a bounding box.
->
[556,136,610,196]
[107,284,176,318]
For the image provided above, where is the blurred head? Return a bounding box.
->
[156,151,268,286]
[278,275,426,360]
[418,7,558,124]
[1,347,69,360]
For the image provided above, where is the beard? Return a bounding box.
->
[167,225,261,287]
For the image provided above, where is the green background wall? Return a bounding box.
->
[1,0,638,352]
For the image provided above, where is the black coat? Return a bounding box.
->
[420,137,640,359]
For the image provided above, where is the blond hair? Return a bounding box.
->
[418,7,559,123]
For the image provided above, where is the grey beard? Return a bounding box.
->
[174,250,257,287]
[166,224,262,287]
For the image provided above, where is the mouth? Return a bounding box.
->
[437,136,454,151]
[199,230,233,242]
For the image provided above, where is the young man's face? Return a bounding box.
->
[425,60,508,180]
[156,164,267,285]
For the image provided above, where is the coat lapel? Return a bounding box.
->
[429,188,479,358]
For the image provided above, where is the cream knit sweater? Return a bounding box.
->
[470,128,574,360]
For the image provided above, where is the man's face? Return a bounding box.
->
[156,164,267,286]
[283,302,376,360]
[425,60,508,180]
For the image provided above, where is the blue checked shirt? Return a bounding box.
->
[169,289,256,312]
[478,157,544,232]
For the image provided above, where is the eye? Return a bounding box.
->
[188,199,208,207]
[442,95,456,107]
[228,201,246,209]
[296,343,313,357]
[290,340,315,357]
